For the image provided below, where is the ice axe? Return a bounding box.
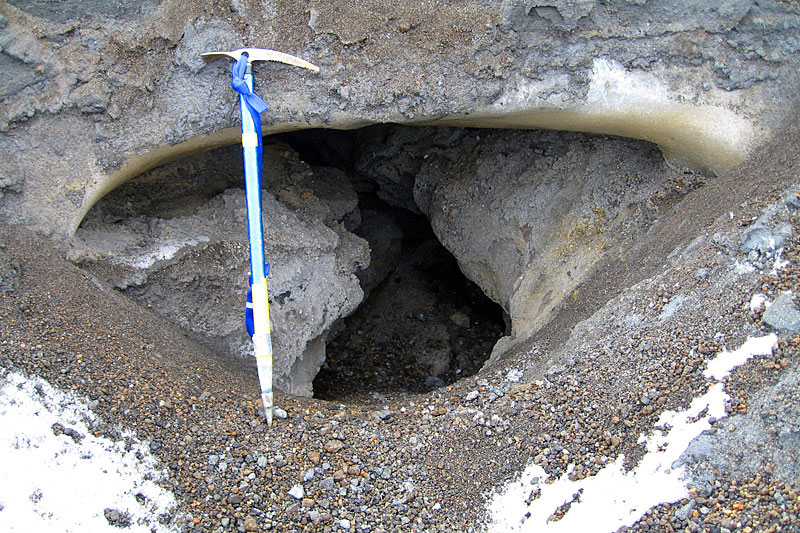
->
[200,48,319,425]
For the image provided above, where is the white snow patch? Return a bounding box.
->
[0,371,179,532]
[703,334,778,381]
[487,334,778,532]
[772,247,789,276]
[749,293,769,313]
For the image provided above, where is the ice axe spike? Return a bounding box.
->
[201,48,319,426]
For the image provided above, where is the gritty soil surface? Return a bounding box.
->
[3,115,800,532]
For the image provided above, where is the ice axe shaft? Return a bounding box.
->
[201,48,319,425]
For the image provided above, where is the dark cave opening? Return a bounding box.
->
[314,193,506,400]
[275,127,507,400]
[77,125,507,400]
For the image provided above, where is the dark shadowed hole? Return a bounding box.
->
[276,128,507,400]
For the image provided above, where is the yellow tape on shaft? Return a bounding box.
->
[242,132,259,148]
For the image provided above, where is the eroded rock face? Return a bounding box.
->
[70,143,368,396]
[1,0,799,238]
[356,126,705,354]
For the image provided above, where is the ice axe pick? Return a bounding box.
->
[200,48,319,425]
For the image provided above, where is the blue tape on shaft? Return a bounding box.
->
[232,55,268,190]
[245,288,255,338]
[231,55,268,115]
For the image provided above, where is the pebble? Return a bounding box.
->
[466,390,479,401]
[273,407,288,419]
[449,312,470,328]
[243,515,258,531]
[288,484,305,500]
[761,292,800,334]
[324,439,344,453]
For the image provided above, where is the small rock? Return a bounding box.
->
[740,226,788,257]
[784,190,800,211]
[243,515,259,532]
[324,439,344,453]
[762,292,800,334]
[301,497,315,508]
[449,311,470,328]
[273,407,288,419]
[289,484,305,500]
[465,390,479,402]
[103,508,131,528]
[308,451,321,464]
[320,476,335,490]
[506,368,523,382]
[676,500,696,521]
[425,375,445,389]
[411,308,430,321]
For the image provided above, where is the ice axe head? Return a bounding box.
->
[200,47,319,72]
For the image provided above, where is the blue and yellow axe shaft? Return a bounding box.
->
[200,48,319,425]
[235,56,274,426]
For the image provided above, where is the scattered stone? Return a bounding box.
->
[449,311,470,328]
[273,407,288,419]
[741,225,791,259]
[288,484,305,500]
[103,508,131,528]
[762,292,800,335]
[465,390,479,401]
[243,515,258,532]
[425,375,445,389]
[323,439,344,453]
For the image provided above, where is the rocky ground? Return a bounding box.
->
[2,112,800,533]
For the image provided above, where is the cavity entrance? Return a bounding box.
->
[72,125,507,399]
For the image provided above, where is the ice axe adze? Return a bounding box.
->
[200,48,319,425]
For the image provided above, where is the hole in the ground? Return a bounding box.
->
[74,124,507,400]
[277,127,509,400]
[313,194,506,400]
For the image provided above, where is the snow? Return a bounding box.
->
[749,293,769,313]
[703,334,778,381]
[0,371,179,532]
[487,334,778,532]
